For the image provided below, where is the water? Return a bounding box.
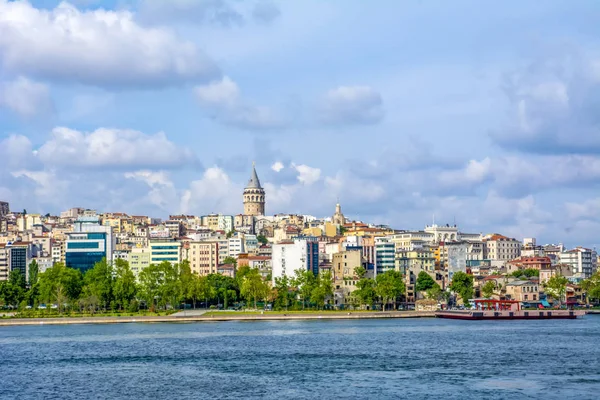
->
[1,317,599,399]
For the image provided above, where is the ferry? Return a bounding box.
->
[435,299,585,320]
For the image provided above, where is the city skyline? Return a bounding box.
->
[1,0,600,249]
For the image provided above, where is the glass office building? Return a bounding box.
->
[65,217,114,272]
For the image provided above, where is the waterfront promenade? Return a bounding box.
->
[0,311,436,326]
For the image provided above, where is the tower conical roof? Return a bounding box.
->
[246,163,262,189]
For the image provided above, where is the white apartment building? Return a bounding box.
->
[271,238,319,284]
[483,234,521,262]
[228,237,245,258]
[560,247,597,279]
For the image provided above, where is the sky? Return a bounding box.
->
[1,0,600,248]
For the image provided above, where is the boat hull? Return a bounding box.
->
[435,310,584,320]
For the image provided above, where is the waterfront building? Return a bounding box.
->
[243,163,265,216]
[149,239,182,265]
[184,241,219,275]
[0,244,8,281]
[271,237,319,284]
[559,247,598,279]
[65,217,114,272]
[128,247,151,276]
[374,236,395,276]
[505,280,539,302]
[483,234,522,261]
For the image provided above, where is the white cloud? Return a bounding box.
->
[194,76,284,130]
[292,163,321,185]
[125,170,178,211]
[319,85,384,125]
[0,77,54,117]
[180,167,242,214]
[0,0,219,87]
[0,135,37,170]
[36,127,197,168]
[271,161,284,172]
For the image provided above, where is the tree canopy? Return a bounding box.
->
[449,271,474,304]
[415,271,436,292]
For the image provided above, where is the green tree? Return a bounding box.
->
[581,272,600,304]
[82,258,114,311]
[426,283,443,301]
[292,269,317,309]
[113,259,137,311]
[311,271,334,309]
[240,268,268,309]
[415,271,436,292]
[481,280,496,298]
[354,266,367,278]
[138,263,165,311]
[354,276,376,309]
[38,263,83,313]
[375,270,405,311]
[449,271,474,304]
[28,259,39,288]
[545,275,569,305]
[274,276,293,311]
[207,273,238,309]
[257,234,268,245]
[0,271,26,308]
[223,256,237,266]
[523,268,539,278]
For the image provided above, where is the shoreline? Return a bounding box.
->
[0,311,436,326]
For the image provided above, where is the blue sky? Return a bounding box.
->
[1,0,600,248]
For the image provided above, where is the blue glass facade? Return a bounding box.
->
[66,252,105,273]
[307,242,319,276]
[9,247,27,277]
[65,232,108,272]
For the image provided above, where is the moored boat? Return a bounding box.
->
[435,299,585,320]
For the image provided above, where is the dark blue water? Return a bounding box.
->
[1,317,599,399]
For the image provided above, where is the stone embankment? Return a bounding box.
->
[0,311,436,326]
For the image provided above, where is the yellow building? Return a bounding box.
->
[128,247,151,277]
[323,222,337,238]
[184,242,219,275]
[303,227,323,237]
[395,249,436,274]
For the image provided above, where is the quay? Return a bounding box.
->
[0,311,436,326]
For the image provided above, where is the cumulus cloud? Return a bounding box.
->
[0,135,38,170]
[194,76,285,130]
[271,161,284,172]
[319,85,384,125]
[0,0,219,88]
[124,170,178,212]
[493,53,600,154]
[180,167,242,214]
[0,77,54,117]
[292,163,321,185]
[36,127,198,169]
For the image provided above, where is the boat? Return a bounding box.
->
[435,299,585,320]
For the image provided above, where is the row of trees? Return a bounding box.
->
[0,258,336,313]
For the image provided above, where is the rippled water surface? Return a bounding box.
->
[1,317,599,399]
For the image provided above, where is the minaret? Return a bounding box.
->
[243,162,265,216]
